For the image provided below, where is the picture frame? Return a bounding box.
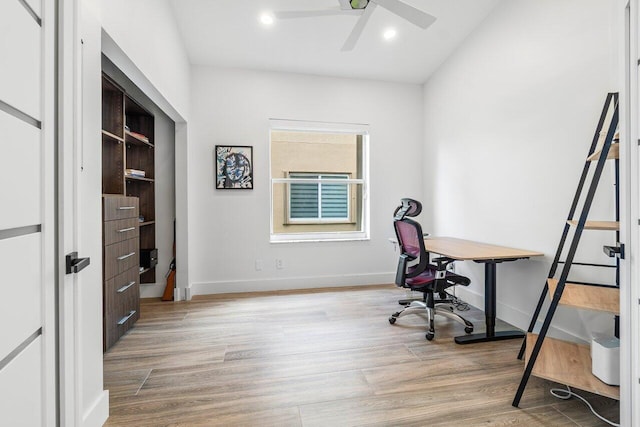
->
[215,145,254,189]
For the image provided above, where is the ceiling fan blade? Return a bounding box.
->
[274,7,363,20]
[341,2,377,51]
[372,0,436,29]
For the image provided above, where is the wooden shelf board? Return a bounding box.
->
[587,143,619,161]
[547,278,619,314]
[102,129,124,143]
[566,220,619,230]
[139,221,155,227]
[125,175,154,183]
[125,130,154,148]
[139,267,154,275]
[526,333,619,400]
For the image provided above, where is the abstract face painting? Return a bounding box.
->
[215,146,254,189]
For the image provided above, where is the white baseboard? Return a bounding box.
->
[191,272,395,296]
[82,390,109,427]
[454,287,583,343]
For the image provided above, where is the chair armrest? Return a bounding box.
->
[432,256,455,269]
[395,254,409,286]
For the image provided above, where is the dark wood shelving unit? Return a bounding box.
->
[125,130,154,148]
[101,73,157,349]
[125,175,155,183]
[124,94,156,285]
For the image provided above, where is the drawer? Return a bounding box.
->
[104,267,139,350]
[104,266,138,305]
[104,218,139,246]
[117,308,138,334]
[103,196,139,221]
[113,291,139,336]
[104,238,139,280]
[104,298,139,351]
[104,268,138,322]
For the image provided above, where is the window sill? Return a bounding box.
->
[270,231,369,243]
[284,221,356,226]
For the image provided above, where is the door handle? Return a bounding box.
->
[65,252,91,274]
[603,243,625,259]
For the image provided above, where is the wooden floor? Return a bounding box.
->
[104,285,619,426]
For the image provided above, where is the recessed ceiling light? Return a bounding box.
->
[260,13,275,26]
[383,28,397,41]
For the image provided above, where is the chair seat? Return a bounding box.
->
[406,268,470,292]
[404,269,435,287]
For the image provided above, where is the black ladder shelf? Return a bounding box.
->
[512,93,622,406]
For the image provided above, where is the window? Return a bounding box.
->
[270,120,369,242]
[289,173,349,222]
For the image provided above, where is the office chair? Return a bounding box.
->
[389,199,473,340]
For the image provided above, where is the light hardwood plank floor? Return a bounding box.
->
[104,285,619,426]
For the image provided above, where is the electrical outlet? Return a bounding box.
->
[255,259,263,271]
[276,259,284,269]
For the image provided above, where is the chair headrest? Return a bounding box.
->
[393,198,422,220]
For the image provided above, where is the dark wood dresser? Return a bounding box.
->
[103,195,140,351]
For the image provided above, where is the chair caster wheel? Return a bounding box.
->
[389,317,396,324]
[426,332,434,341]
[464,327,473,334]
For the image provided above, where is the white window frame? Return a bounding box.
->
[269,119,370,243]
[287,173,351,224]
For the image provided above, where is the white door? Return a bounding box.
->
[622,1,639,425]
[0,1,107,426]
[58,1,107,426]
[0,0,57,425]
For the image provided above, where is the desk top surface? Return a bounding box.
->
[424,236,544,261]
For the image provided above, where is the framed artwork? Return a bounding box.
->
[215,145,254,189]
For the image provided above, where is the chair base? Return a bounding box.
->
[389,300,474,340]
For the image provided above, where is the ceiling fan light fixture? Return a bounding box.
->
[260,13,275,26]
[350,0,369,10]
[383,28,397,40]
[276,0,436,50]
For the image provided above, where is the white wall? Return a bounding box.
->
[423,0,620,341]
[95,0,190,120]
[188,67,424,294]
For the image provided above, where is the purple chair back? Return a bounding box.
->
[395,220,422,259]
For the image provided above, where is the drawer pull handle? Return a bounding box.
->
[117,252,136,261]
[117,310,136,325]
[118,206,136,210]
[117,281,136,293]
[117,227,136,233]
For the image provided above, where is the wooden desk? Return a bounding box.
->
[424,237,544,344]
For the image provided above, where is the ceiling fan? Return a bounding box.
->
[274,0,436,51]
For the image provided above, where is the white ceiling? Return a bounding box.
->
[169,0,501,84]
